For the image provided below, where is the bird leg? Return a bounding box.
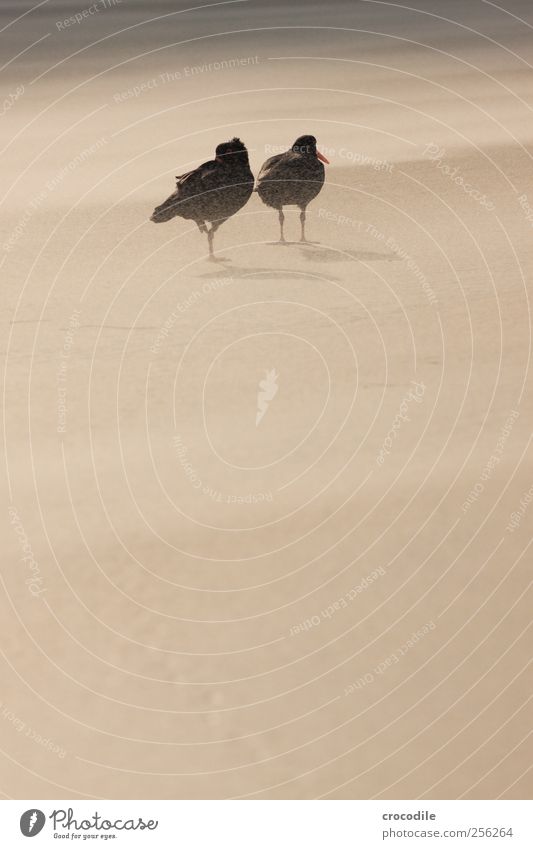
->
[207,227,216,259]
[196,220,208,234]
[299,208,307,242]
[278,209,286,243]
[206,220,225,261]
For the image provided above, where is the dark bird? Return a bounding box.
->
[255,135,329,243]
[150,137,254,260]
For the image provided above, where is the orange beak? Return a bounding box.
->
[317,150,329,164]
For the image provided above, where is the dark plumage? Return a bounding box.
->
[255,134,329,242]
[150,137,254,259]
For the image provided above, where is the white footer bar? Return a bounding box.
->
[1,800,531,847]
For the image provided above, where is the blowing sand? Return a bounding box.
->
[1,0,532,799]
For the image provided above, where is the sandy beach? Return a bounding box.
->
[1,0,532,799]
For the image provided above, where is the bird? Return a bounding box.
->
[255,134,329,243]
[150,137,254,260]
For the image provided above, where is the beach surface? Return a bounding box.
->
[1,0,532,799]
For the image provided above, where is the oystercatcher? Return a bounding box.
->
[150,137,254,259]
[256,135,329,243]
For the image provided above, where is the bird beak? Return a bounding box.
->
[317,150,329,164]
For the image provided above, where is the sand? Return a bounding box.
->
[1,0,532,799]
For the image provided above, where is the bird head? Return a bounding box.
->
[291,135,329,163]
[215,137,250,167]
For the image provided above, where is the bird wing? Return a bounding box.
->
[256,153,287,183]
[256,151,304,187]
[174,159,219,201]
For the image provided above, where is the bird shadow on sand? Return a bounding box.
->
[298,244,400,263]
[196,263,342,282]
[197,243,398,277]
